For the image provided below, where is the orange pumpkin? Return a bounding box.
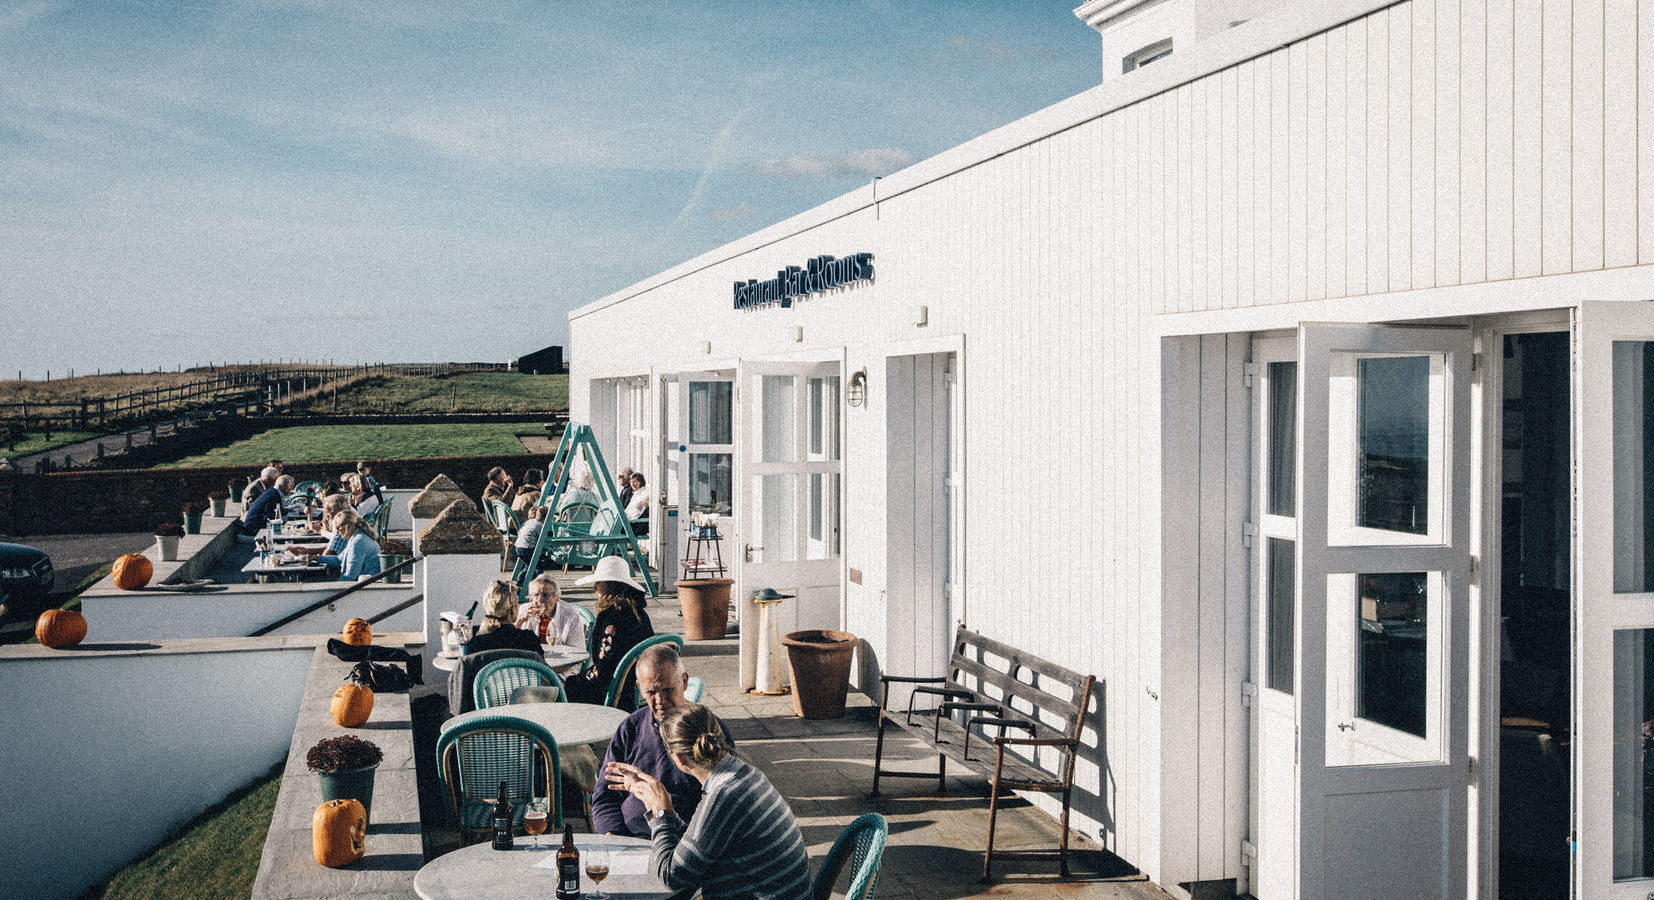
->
[35,609,87,649]
[330,684,375,727]
[311,799,367,867]
[341,618,373,646]
[111,554,153,591]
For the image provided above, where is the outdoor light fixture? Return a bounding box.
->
[847,367,868,407]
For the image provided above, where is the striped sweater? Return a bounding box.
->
[647,755,811,900]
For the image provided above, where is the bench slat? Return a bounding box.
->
[955,627,1086,686]
[947,654,1082,723]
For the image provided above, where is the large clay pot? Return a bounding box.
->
[782,630,858,719]
[676,578,734,640]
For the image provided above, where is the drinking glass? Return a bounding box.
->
[585,848,610,900]
[523,798,548,850]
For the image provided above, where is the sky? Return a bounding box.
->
[0,0,1099,379]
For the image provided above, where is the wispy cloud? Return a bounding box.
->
[0,2,55,36]
[672,106,750,227]
[751,148,914,180]
[712,203,758,222]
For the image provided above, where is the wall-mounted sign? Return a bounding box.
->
[733,252,874,309]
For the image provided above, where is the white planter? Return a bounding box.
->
[155,535,180,562]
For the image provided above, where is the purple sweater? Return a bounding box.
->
[591,705,735,837]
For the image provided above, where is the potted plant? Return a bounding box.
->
[207,490,229,518]
[378,538,410,584]
[782,630,859,719]
[182,501,205,535]
[676,577,735,640]
[307,734,383,822]
[153,522,185,562]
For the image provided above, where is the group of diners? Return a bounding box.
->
[232,459,385,581]
[465,556,809,899]
[486,462,653,571]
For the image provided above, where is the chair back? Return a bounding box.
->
[685,675,706,703]
[373,495,394,536]
[573,605,597,659]
[293,480,321,497]
[487,499,518,537]
[435,714,562,843]
[447,648,542,717]
[556,502,598,525]
[603,633,684,709]
[475,658,566,709]
[810,813,888,900]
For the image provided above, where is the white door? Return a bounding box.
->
[675,371,736,580]
[1295,323,1472,900]
[737,359,843,690]
[1574,300,1654,899]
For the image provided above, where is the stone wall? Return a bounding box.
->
[0,452,555,536]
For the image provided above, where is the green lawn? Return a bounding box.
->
[162,423,541,467]
[288,372,567,414]
[3,429,101,457]
[80,765,281,900]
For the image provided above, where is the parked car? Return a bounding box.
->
[0,543,54,604]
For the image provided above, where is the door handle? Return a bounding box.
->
[1337,721,1354,732]
[745,544,763,562]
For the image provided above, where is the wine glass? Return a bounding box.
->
[523,798,548,850]
[585,847,610,900]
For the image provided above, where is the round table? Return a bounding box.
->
[414,834,683,900]
[441,701,632,747]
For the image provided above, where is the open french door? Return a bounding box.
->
[1294,323,1473,900]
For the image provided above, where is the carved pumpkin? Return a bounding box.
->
[35,609,87,649]
[341,618,373,646]
[312,799,367,867]
[330,684,375,728]
[111,554,153,591]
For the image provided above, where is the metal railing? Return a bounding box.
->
[248,554,424,637]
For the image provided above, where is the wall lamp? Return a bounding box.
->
[847,367,868,407]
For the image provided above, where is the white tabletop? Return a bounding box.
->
[441,702,631,748]
[415,834,683,900]
[432,643,588,673]
[239,555,326,577]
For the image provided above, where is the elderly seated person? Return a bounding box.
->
[511,468,545,515]
[515,573,584,649]
[241,465,280,509]
[315,508,381,581]
[593,645,731,837]
[482,466,516,505]
[236,474,293,542]
[624,472,650,537]
[512,506,549,567]
[349,473,381,519]
[465,579,543,656]
[607,702,809,900]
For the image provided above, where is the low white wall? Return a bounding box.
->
[0,637,322,900]
[82,581,421,641]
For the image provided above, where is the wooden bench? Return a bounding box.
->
[872,626,1097,880]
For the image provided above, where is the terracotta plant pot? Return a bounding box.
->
[782,630,858,719]
[676,578,734,640]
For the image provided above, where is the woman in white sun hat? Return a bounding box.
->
[564,555,655,705]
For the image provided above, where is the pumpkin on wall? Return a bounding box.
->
[111,554,153,591]
[330,684,375,728]
[311,799,367,867]
[341,618,373,646]
[35,609,87,649]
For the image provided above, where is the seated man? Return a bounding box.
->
[482,466,516,505]
[241,465,279,508]
[513,506,549,568]
[595,645,732,837]
[236,474,293,542]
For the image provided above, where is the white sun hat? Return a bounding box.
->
[575,555,645,593]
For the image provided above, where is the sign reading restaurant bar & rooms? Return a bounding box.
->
[733,252,873,310]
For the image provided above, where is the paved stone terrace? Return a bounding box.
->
[525,572,1174,900]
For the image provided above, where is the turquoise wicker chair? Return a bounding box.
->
[436,715,562,845]
[371,495,393,537]
[293,480,321,497]
[686,675,705,703]
[474,658,567,709]
[602,633,684,709]
[574,604,597,660]
[810,813,888,900]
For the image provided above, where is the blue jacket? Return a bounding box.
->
[242,487,284,529]
[318,531,381,581]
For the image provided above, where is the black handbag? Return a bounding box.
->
[349,660,416,692]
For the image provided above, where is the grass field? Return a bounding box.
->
[287,372,566,414]
[78,765,281,900]
[3,429,101,457]
[163,423,541,467]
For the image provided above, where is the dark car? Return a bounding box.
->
[0,542,54,604]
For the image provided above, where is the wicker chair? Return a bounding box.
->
[474,658,567,709]
[436,714,562,845]
[811,813,889,900]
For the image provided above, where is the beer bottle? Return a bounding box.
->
[555,824,580,899]
[491,781,513,850]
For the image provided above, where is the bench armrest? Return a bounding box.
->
[992,735,1076,748]
[879,675,947,685]
[938,701,1003,714]
[911,685,973,699]
[971,716,1035,733]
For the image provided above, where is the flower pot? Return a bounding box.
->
[378,554,404,583]
[210,498,227,517]
[184,512,203,534]
[154,535,180,562]
[318,763,378,822]
[676,578,734,640]
[782,630,858,719]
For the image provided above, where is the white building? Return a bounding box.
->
[569,1,1654,898]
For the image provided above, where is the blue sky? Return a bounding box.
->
[0,1,1098,378]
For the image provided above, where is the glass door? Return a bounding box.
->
[1296,323,1472,900]
[1573,301,1654,899]
[676,372,735,581]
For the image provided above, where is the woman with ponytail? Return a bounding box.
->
[605,702,810,899]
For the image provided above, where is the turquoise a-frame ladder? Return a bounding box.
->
[516,424,657,597]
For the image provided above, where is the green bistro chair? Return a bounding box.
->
[810,813,889,900]
[474,658,567,709]
[573,604,597,661]
[293,480,321,497]
[436,715,562,845]
[488,499,519,570]
[372,495,393,537]
[685,675,705,703]
[602,633,684,710]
